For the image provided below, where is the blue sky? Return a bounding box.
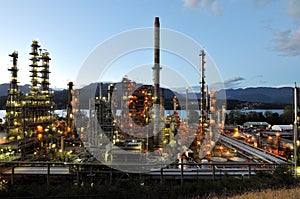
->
[0,0,299,90]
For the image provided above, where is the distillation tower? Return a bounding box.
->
[66,82,75,135]
[22,40,56,137]
[6,51,22,140]
[5,40,56,141]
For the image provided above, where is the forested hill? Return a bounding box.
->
[0,84,294,110]
[217,87,293,104]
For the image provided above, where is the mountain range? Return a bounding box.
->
[171,86,295,105]
[221,87,294,104]
[0,83,295,110]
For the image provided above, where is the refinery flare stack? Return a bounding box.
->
[5,40,56,141]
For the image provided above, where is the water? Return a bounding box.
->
[226,109,284,115]
[0,109,285,122]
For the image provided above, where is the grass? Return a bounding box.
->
[228,187,300,199]
[0,165,299,198]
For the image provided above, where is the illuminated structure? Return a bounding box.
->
[6,51,22,140]
[199,49,206,138]
[153,17,162,148]
[66,82,74,134]
[29,40,40,94]
[120,76,136,131]
[5,40,56,141]
[187,49,211,161]
[128,85,153,127]
[93,83,115,146]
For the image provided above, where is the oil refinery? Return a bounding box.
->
[0,18,296,189]
[5,41,56,142]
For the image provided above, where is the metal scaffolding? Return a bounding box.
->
[6,51,22,140]
[5,40,56,141]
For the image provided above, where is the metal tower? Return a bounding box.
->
[22,40,56,137]
[29,40,40,95]
[6,51,22,140]
[40,50,51,93]
[66,82,74,135]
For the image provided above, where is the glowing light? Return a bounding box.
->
[36,125,43,133]
[296,166,300,175]
[37,133,43,141]
[268,136,272,140]
[253,142,258,147]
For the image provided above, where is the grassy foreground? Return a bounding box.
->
[228,187,300,199]
[0,165,299,198]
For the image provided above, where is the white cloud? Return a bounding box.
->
[224,76,245,88]
[211,76,245,89]
[264,0,300,56]
[224,76,245,84]
[274,83,295,88]
[211,1,222,15]
[183,0,222,15]
[273,26,300,56]
[183,0,199,9]
[287,0,300,19]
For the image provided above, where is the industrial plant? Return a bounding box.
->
[5,41,56,141]
[0,40,79,163]
[79,17,226,172]
[0,18,298,196]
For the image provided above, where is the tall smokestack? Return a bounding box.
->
[153,17,162,148]
[153,16,161,105]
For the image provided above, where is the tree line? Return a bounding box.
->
[225,105,295,125]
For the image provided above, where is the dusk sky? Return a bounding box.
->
[0,0,299,90]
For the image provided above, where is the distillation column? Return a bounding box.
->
[6,51,22,140]
[66,82,74,135]
[24,40,56,134]
[40,50,55,127]
[29,40,40,95]
[40,51,51,93]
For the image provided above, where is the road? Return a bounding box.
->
[219,134,289,164]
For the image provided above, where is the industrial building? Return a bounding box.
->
[83,17,216,160]
[5,40,56,141]
[243,121,271,131]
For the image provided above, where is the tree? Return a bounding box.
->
[280,105,293,124]
[246,111,265,122]
[265,111,281,125]
[225,110,247,125]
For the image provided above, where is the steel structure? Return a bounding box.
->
[6,51,22,140]
[5,40,56,141]
[66,82,74,135]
